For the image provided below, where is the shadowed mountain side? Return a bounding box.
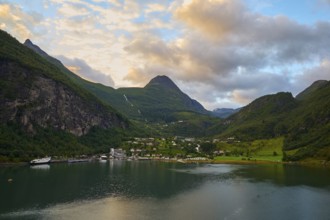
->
[23,40,210,123]
[2,29,330,162]
[211,92,298,140]
[209,82,330,161]
[283,80,330,160]
[0,30,131,158]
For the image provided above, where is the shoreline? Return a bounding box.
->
[211,159,330,168]
[0,162,28,167]
[0,158,329,168]
[154,158,330,168]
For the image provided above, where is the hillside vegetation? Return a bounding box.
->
[1,29,330,163]
[210,83,330,162]
[0,30,131,161]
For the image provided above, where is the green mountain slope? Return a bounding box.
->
[21,39,219,136]
[116,75,208,122]
[213,92,298,140]
[284,80,330,161]
[2,29,329,162]
[210,82,330,162]
[0,30,129,159]
[23,40,210,123]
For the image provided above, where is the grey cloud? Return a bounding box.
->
[292,59,330,95]
[57,56,115,87]
[321,0,330,5]
[249,18,330,64]
[123,0,330,109]
[175,0,330,66]
[124,33,178,65]
[181,35,267,77]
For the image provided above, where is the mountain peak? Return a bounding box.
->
[24,39,49,57]
[145,75,180,90]
[24,39,33,45]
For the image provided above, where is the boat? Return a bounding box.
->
[99,155,108,162]
[30,157,51,165]
[138,156,151,160]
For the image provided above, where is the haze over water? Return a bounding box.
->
[1,161,330,220]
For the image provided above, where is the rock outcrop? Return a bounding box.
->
[0,61,128,136]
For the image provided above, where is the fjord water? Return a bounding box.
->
[1,161,330,220]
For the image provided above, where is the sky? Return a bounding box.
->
[1,0,330,110]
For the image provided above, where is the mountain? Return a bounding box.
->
[22,39,141,120]
[145,75,207,114]
[283,80,330,161]
[0,30,129,158]
[212,108,241,118]
[295,80,328,100]
[24,39,50,58]
[3,30,329,162]
[210,82,330,162]
[146,75,181,90]
[114,75,208,122]
[21,40,209,123]
[214,92,298,140]
[18,36,219,137]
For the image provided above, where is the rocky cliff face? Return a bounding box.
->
[0,62,128,136]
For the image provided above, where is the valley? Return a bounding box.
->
[1,29,330,165]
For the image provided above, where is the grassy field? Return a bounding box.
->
[214,137,284,163]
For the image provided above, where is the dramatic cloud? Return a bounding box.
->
[57,56,115,87]
[123,0,330,108]
[175,0,250,39]
[2,0,330,109]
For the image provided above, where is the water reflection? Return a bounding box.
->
[172,164,241,175]
[233,164,330,188]
[3,181,330,220]
[1,162,330,219]
[30,164,50,170]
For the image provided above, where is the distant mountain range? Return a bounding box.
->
[212,108,241,118]
[1,29,329,162]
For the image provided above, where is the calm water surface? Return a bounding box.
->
[0,161,330,220]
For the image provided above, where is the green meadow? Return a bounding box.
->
[214,137,284,163]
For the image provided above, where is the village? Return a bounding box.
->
[107,136,241,161]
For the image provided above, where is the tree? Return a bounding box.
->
[200,142,216,154]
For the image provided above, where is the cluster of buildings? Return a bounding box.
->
[112,136,241,159]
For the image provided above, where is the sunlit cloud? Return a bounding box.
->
[1,0,330,110]
[0,3,43,41]
[175,0,249,39]
[57,56,115,87]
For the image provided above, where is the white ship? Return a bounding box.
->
[30,157,51,165]
[99,155,108,162]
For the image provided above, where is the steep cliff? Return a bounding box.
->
[0,30,128,137]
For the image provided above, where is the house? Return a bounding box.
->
[110,148,127,159]
[195,144,201,152]
[213,150,225,156]
[185,138,195,142]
